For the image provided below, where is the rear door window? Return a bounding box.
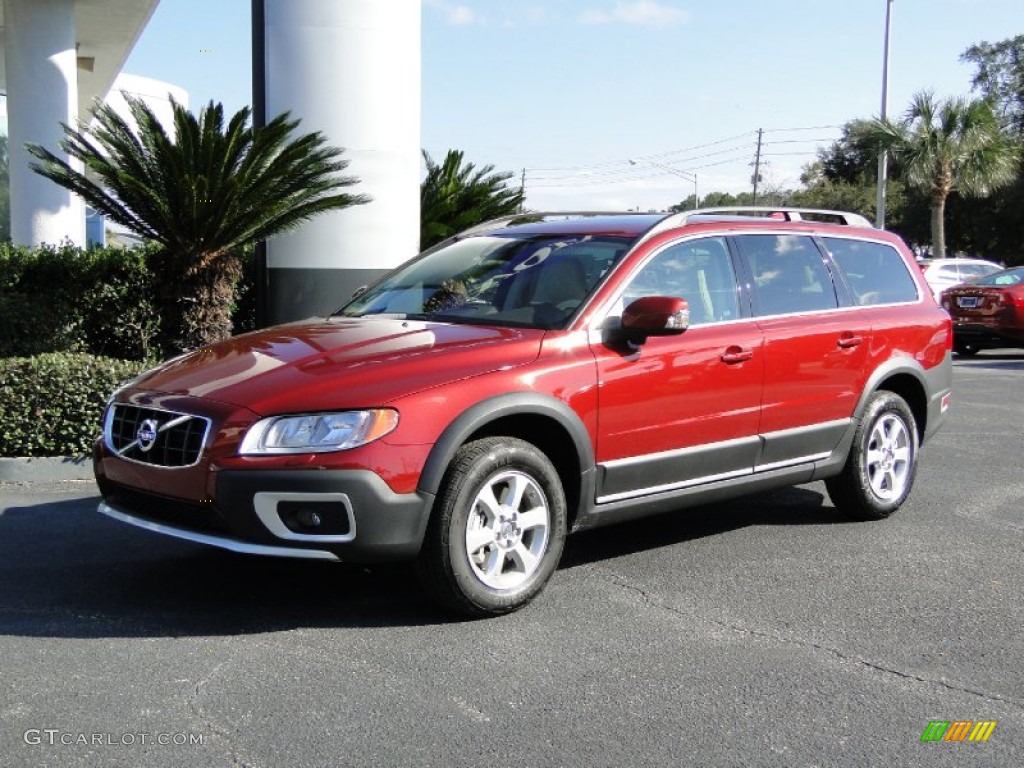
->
[823,237,919,305]
[737,234,839,316]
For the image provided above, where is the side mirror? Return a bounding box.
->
[620,296,690,344]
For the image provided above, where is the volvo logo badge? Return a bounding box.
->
[136,419,159,452]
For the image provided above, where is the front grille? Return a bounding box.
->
[102,482,230,535]
[105,404,211,468]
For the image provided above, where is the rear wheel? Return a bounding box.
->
[826,391,918,521]
[417,437,567,617]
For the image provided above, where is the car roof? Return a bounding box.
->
[925,257,1001,266]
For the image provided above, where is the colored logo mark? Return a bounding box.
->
[921,720,997,742]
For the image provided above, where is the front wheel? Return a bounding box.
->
[826,391,919,521]
[417,437,567,617]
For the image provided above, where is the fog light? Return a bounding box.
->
[272,498,353,537]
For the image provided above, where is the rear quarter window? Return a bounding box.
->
[824,237,919,305]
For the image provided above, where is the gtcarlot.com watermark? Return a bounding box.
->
[24,729,204,747]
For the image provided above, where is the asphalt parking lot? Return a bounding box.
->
[1,353,1022,768]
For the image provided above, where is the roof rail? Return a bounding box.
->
[638,206,874,244]
[452,211,653,239]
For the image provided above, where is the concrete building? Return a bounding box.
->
[2,0,422,326]
[1,0,161,247]
[255,0,421,323]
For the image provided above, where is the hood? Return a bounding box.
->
[129,317,545,415]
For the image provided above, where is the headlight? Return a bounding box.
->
[239,409,399,455]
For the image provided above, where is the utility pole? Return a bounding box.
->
[520,168,526,213]
[751,128,764,205]
[876,0,894,228]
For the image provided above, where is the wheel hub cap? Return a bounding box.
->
[496,514,521,549]
[464,470,551,590]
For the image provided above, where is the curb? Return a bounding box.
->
[0,457,92,483]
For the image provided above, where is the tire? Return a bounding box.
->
[417,437,567,617]
[953,340,979,357]
[825,391,919,521]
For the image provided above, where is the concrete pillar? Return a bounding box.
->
[5,0,86,247]
[258,0,421,324]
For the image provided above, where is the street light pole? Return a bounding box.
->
[629,158,699,209]
[876,0,894,229]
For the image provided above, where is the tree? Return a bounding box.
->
[961,35,1024,136]
[420,149,524,249]
[27,94,368,354]
[857,91,1018,257]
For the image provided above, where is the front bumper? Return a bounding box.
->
[97,469,435,563]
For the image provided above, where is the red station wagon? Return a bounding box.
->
[95,208,953,616]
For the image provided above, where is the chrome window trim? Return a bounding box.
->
[104,404,212,470]
[98,502,340,561]
[253,492,357,543]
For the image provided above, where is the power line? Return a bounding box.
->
[529,142,753,181]
[762,123,843,133]
[522,123,841,192]
[528,130,754,173]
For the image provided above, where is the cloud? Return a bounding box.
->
[580,1,689,26]
[424,0,485,26]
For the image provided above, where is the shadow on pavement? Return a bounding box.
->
[561,484,847,568]
[0,494,440,637]
[954,349,1024,370]
[0,484,848,638]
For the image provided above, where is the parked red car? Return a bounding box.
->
[941,266,1024,355]
[95,208,953,616]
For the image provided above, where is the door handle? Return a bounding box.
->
[837,333,864,349]
[721,346,754,364]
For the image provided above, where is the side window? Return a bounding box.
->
[824,237,919,305]
[740,235,839,316]
[959,263,994,279]
[621,237,740,325]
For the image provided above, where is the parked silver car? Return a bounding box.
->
[920,258,1002,301]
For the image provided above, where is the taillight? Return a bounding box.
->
[995,290,1023,308]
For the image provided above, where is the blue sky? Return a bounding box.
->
[124,0,1024,211]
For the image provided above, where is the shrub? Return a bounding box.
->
[0,242,161,360]
[0,353,148,457]
[0,242,256,359]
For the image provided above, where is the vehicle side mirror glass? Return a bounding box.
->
[620,296,690,344]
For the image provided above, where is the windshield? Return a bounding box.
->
[339,234,633,329]
[970,266,1024,286]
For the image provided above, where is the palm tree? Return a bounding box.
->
[858,91,1018,257]
[27,95,368,353]
[420,149,525,249]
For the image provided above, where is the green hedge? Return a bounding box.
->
[0,242,160,360]
[0,242,255,361]
[0,353,149,457]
